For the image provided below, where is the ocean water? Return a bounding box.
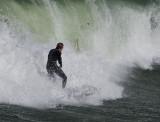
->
[0,0,160,121]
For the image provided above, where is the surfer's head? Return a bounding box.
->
[56,42,64,51]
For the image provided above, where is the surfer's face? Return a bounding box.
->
[59,46,64,52]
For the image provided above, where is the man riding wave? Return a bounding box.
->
[46,42,67,88]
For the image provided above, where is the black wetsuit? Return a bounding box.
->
[46,48,67,88]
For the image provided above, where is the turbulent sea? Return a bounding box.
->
[0,0,160,122]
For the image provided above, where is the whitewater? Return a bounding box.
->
[0,0,160,108]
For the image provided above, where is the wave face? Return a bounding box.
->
[0,0,160,108]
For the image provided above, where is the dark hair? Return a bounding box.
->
[56,42,64,49]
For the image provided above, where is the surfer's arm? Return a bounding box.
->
[57,51,62,68]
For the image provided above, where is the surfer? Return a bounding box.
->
[46,42,67,88]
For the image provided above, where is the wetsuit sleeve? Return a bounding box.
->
[58,51,62,68]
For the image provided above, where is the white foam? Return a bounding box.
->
[0,21,124,108]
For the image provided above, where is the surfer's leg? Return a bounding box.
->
[47,67,55,79]
[55,68,67,88]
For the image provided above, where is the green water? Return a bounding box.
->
[0,0,157,45]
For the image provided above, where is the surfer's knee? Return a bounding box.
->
[62,76,67,88]
[63,75,67,81]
